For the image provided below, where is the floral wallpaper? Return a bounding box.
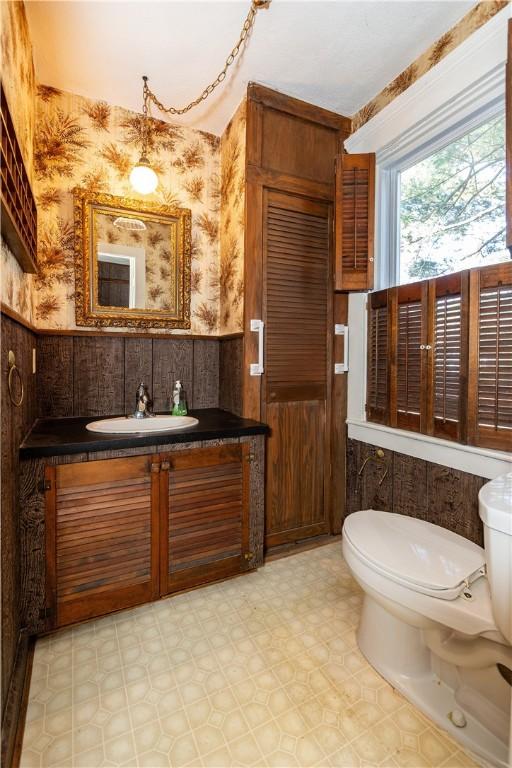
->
[219,100,247,335]
[33,86,221,334]
[0,0,35,324]
[352,0,510,132]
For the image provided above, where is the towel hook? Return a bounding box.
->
[8,350,24,407]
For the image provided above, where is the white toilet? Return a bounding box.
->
[342,472,512,768]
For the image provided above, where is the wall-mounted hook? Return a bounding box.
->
[7,350,24,407]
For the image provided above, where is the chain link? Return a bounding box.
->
[143,0,267,117]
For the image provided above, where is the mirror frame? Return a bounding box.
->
[73,188,192,329]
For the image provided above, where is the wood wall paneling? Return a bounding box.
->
[358,442,393,512]
[219,337,243,416]
[36,336,74,417]
[346,439,485,546]
[73,336,125,417]
[392,452,428,520]
[124,338,153,414]
[192,340,219,409]
[148,339,193,413]
[34,333,235,418]
[1,314,37,768]
[426,464,485,547]
[261,108,339,183]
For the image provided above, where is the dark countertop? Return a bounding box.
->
[20,408,268,459]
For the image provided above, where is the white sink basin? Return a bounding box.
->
[86,415,199,434]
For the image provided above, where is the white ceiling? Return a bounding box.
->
[25,0,474,136]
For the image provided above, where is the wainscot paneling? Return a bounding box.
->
[36,335,224,418]
[346,438,485,546]
[219,336,243,416]
[1,313,37,767]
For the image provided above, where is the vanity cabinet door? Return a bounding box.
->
[45,456,160,628]
[160,444,251,595]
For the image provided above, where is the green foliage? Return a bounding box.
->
[400,115,506,281]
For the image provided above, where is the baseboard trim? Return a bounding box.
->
[1,631,34,768]
[265,533,342,562]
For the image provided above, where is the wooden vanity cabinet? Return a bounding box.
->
[160,443,251,595]
[45,455,160,627]
[44,444,254,628]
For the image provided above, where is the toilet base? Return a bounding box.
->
[358,595,510,768]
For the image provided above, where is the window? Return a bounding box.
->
[366,262,512,452]
[399,114,507,284]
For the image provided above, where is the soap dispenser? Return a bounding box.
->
[171,380,188,416]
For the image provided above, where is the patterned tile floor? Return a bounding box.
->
[20,542,478,768]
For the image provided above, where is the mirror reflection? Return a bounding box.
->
[94,211,176,311]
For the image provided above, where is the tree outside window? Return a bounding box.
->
[399,114,507,283]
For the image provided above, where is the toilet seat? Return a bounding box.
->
[342,512,500,638]
[343,510,486,600]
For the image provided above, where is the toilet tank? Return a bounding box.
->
[479,472,512,644]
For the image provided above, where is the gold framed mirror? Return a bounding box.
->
[73,189,191,328]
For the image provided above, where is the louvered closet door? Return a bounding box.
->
[263,190,332,548]
[391,282,428,432]
[468,262,512,451]
[161,444,250,594]
[429,272,469,441]
[45,456,159,627]
[367,289,389,424]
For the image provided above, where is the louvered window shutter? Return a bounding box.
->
[428,272,469,442]
[390,282,428,432]
[335,153,375,292]
[366,289,389,424]
[468,262,512,451]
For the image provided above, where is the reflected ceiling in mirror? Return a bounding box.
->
[73,190,191,328]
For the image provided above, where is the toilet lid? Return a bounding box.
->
[343,510,486,598]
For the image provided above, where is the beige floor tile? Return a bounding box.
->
[19,543,480,768]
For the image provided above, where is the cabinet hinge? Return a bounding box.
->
[39,606,53,620]
[244,552,255,561]
[38,479,52,492]
[245,453,256,464]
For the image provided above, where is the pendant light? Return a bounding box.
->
[129,1,270,195]
[130,76,158,195]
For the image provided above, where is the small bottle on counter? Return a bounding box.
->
[171,380,188,416]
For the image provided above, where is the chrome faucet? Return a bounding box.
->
[133,382,153,419]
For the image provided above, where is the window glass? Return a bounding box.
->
[399,114,507,284]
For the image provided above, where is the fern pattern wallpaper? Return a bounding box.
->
[32,86,221,334]
[352,0,509,131]
[219,100,247,335]
[0,0,36,324]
